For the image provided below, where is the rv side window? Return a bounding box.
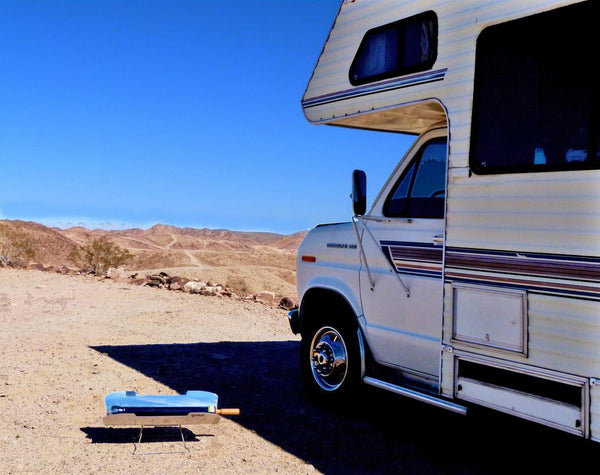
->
[384,137,447,219]
[470,1,599,174]
[349,11,438,86]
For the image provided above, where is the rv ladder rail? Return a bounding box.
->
[363,376,468,415]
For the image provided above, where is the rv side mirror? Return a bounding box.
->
[352,169,367,216]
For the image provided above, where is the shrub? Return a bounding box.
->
[0,223,36,266]
[225,275,249,295]
[69,237,132,274]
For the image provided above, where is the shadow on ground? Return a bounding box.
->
[81,426,205,444]
[88,341,596,474]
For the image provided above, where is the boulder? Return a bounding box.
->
[26,263,46,271]
[278,297,298,311]
[144,279,163,288]
[106,267,129,282]
[169,281,183,291]
[256,291,275,304]
[200,286,219,296]
[168,275,189,291]
[145,272,169,284]
[183,280,206,294]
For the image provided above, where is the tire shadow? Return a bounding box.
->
[89,341,597,474]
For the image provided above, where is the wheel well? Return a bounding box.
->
[299,288,357,337]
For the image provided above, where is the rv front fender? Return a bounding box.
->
[298,277,362,336]
[300,276,362,319]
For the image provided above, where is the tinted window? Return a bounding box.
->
[470,1,599,174]
[384,137,447,218]
[385,160,416,217]
[350,11,438,86]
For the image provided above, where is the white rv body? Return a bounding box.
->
[291,0,600,442]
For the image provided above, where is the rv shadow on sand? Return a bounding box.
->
[88,341,596,474]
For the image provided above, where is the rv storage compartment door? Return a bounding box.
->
[455,356,588,437]
[452,285,527,355]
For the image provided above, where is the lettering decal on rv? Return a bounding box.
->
[327,242,357,250]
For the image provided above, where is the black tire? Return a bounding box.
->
[300,313,361,404]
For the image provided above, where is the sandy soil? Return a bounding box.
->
[0,268,308,474]
[1,269,597,474]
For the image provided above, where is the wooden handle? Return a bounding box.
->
[216,408,240,415]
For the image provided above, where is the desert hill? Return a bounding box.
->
[0,219,79,268]
[0,219,307,298]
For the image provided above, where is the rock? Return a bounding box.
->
[200,286,219,296]
[256,291,275,304]
[106,267,128,282]
[164,275,188,291]
[278,297,298,311]
[145,272,169,285]
[144,279,163,288]
[169,281,183,291]
[26,263,45,271]
[183,281,206,294]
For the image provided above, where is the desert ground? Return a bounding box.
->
[1,268,598,474]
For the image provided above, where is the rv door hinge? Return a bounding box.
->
[591,378,600,387]
[442,345,453,354]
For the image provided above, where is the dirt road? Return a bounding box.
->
[0,269,595,474]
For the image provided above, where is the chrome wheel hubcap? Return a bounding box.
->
[310,326,348,391]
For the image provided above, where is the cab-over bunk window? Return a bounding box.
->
[470,1,599,174]
[349,11,438,86]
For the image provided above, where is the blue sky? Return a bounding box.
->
[1,0,415,234]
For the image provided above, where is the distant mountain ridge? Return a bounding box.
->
[58,223,306,251]
[0,219,307,268]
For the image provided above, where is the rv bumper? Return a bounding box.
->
[287,309,300,334]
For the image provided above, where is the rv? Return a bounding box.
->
[288,0,600,441]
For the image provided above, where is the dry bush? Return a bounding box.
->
[69,237,132,274]
[0,223,36,266]
[225,275,250,295]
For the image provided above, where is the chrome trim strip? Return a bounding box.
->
[366,322,440,343]
[363,376,467,415]
[357,326,366,379]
